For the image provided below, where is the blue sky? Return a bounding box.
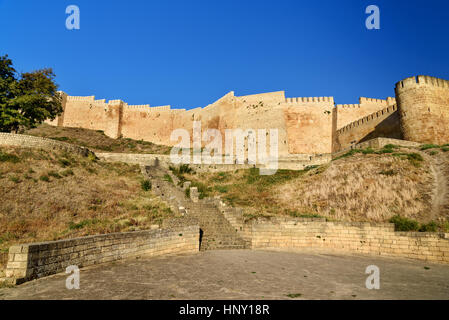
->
[1,0,448,109]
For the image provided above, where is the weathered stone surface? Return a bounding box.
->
[0,133,94,157]
[3,225,200,284]
[396,76,449,145]
[1,250,448,300]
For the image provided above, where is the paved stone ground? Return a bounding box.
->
[1,250,448,300]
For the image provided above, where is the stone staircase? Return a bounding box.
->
[142,165,249,251]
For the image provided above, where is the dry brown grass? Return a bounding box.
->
[276,153,433,222]
[0,146,176,270]
[178,148,436,223]
[24,124,171,154]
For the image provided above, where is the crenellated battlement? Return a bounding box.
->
[67,95,95,102]
[170,109,186,113]
[336,104,360,109]
[53,74,448,156]
[395,75,449,145]
[93,99,107,105]
[359,97,388,105]
[149,105,171,112]
[396,75,449,92]
[337,104,397,134]
[123,104,151,110]
[108,99,124,105]
[285,97,334,104]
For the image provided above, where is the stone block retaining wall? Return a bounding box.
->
[250,218,449,264]
[0,133,93,157]
[3,225,199,284]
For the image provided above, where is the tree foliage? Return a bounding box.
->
[0,54,63,132]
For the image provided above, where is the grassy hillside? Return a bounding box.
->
[171,145,449,230]
[0,145,177,275]
[24,124,171,154]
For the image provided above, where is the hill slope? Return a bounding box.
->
[24,124,171,154]
[0,145,177,275]
[173,145,449,228]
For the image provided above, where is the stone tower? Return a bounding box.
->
[395,75,449,145]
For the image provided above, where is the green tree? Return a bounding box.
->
[0,54,63,133]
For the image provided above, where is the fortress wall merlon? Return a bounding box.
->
[336,97,391,130]
[150,105,171,112]
[359,97,388,105]
[334,103,401,152]
[93,99,107,105]
[170,109,186,114]
[395,75,449,92]
[337,104,398,134]
[285,97,334,104]
[395,76,418,91]
[108,99,124,105]
[67,95,95,102]
[335,104,360,109]
[124,104,151,110]
[417,75,449,88]
[386,97,397,105]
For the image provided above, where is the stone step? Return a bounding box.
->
[144,168,249,252]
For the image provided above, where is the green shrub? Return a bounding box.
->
[419,221,438,232]
[9,176,20,183]
[190,181,210,199]
[420,144,440,150]
[39,175,50,182]
[179,164,193,174]
[377,148,394,154]
[58,158,71,167]
[61,169,74,176]
[68,219,99,230]
[185,187,190,198]
[0,151,20,163]
[429,150,439,156]
[389,215,419,231]
[245,168,303,186]
[333,149,360,161]
[407,152,424,167]
[407,153,423,161]
[87,153,97,162]
[141,179,152,191]
[383,144,399,149]
[48,171,62,179]
[441,146,449,152]
[163,174,173,183]
[361,147,376,154]
[214,171,229,181]
[214,185,229,193]
[50,136,70,142]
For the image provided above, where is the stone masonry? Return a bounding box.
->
[3,225,199,285]
[46,75,449,155]
[143,164,249,250]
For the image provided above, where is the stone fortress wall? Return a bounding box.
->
[46,75,449,156]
